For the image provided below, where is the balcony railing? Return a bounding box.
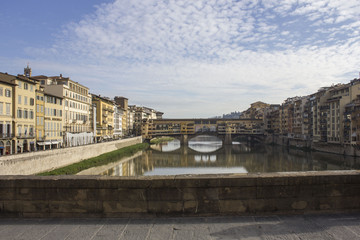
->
[17,133,35,139]
[0,133,14,139]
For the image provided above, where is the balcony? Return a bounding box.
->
[0,133,14,139]
[17,133,35,139]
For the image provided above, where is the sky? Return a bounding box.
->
[1,0,360,118]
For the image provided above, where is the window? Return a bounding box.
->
[41,105,43,113]
[0,87,3,96]
[18,125,22,135]
[30,98,34,106]
[24,96,28,105]
[5,89,11,97]
[37,117,40,125]
[17,108,22,118]
[0,102,3,115]
[18,81,22,88]
[30,110,34,119]
[37,104,39,112]
[30,85,33,91]
[24,83,28,90]
[24,109,28,119]
[6,103,10,115]
[41,117,43,125]
[18,95,21,104]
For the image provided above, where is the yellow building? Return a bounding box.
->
[92,94,114,141]
[43,92,63,149]
[0,73,17,155]
[35,85,45,150]
[13,74,38,153]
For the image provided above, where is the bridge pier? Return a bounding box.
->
[224,133,232,145]
[180,134,188,145]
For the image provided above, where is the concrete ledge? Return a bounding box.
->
[0,170,360,218]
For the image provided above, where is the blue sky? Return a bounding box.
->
[1,0,360,118]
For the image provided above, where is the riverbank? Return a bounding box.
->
[38,143,149,176]
[265,134,360,157]
[0,137,143,175]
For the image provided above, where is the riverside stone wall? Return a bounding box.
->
[265,135,360,156]
[0,171,359,218]
[0,137,142,175]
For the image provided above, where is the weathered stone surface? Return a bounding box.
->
[103,201,147,213]
[219,186,256,200]
[0,171,360,217]
[219,200,247,213]
[147,201,183,213]
[146,188,183,201]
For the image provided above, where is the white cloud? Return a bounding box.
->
[4,0,360,118]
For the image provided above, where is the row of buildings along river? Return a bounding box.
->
[0,66,163,155]
[236,76,360,149]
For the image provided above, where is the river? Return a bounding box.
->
[99,135,360,176]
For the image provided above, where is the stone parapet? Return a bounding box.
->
[0,171,359,217]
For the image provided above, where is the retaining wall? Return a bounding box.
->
[0,171,359,218]
[0,137,142,175]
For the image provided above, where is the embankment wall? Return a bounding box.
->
[0,171,359,218]
[266,135,360,156]
[0,137,142,175]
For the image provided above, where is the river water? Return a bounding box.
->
[100,136,360,177]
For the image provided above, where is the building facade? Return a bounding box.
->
[92,94,114,141]
[33,74,93,147]
[0,73,17,155]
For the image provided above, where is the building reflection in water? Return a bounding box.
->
[101,135,360,177]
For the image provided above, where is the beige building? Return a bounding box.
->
[35,85,45,150]
[324,80,360,144]
[0,73,17,155]
[41,91,63,149]
[33,74,93,147]
[92,94,114,141]
[114,96,128,135]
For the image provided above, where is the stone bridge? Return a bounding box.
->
[141,118,266,145]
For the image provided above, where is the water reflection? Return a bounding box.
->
[188,135,222,153]
[150,139,180,152]
[101,138,360,177]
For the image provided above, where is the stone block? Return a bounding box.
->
[219,200,248,213]
[197,188,219,201]
[103,201,147,213]
[256,185,298,199]
[215,176,257,187]
[49,200,102,213]
[182,188,197,201]
[0,188,15,200]
[196,200,220,214]
[146,188,183,201]
[147,201,183,213]
[21,200,49,213]
[183,200,197,213]
[219,186,256,200]
[99,188,145,201]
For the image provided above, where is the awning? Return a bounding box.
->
[37,142,52,146]
[352,132,357,137]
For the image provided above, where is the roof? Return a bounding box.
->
[0,72,17,86]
